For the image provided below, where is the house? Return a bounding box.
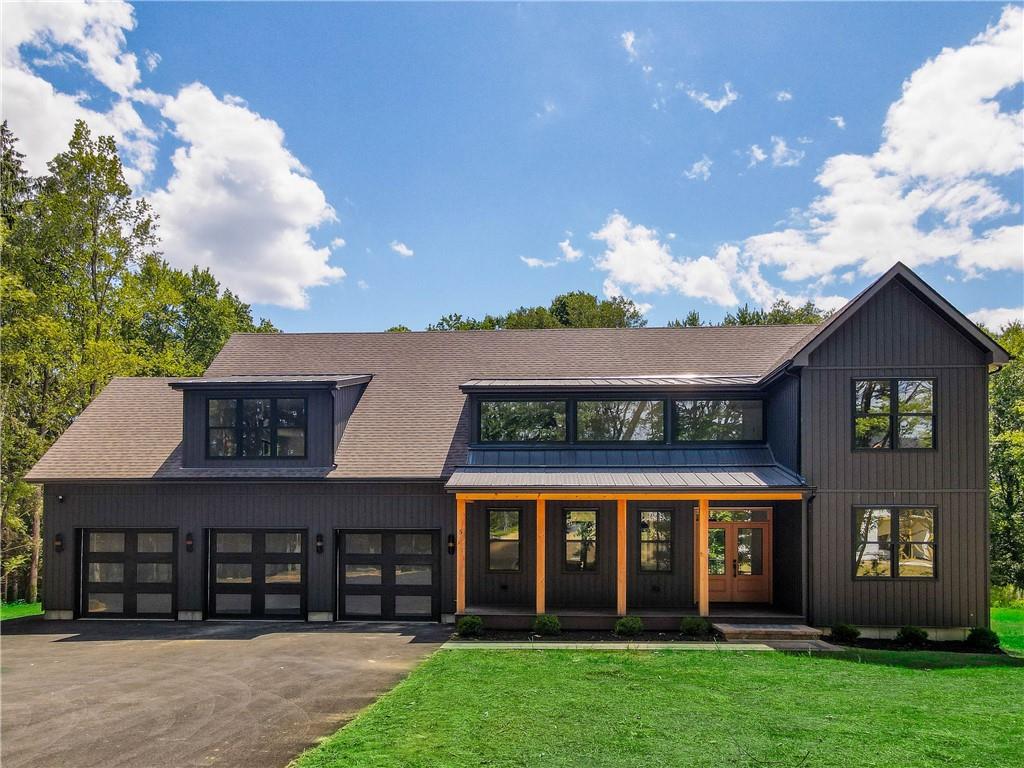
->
[26,263,1010,638]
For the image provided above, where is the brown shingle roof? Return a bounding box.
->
[27,325,816,481]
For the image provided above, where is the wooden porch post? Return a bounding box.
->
[535,497,546,615]
[456,496,467,614]
[697,496,710,617]
[617,496,627,615]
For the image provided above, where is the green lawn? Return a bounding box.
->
[992,607,1024,655]
[0,601,42,621]
[294,647,1023,768]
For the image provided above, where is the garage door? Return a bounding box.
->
[338,530,440,621]
[81,529,176,618]
[208,529,306,619]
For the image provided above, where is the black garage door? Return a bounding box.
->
[81,529,176,618]
[207,529,306,619]
[338,530,440,621]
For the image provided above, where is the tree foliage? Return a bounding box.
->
[0,120,277,601]
[422,291,647,331]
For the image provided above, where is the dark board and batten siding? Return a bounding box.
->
[801,279,990,628]
[42,481,454,616]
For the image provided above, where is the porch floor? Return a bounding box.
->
[461,604,805,631]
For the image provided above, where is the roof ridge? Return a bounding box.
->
[228,324,821,337]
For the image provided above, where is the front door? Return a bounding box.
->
[707,509,772,603]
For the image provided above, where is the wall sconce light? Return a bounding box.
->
[315,533,325,554]
[56,495,65,503]
[447,534,456,555]
[53,533,64,553]
[185,532,194,553]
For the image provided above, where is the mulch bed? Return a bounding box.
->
[829,638,1005,654]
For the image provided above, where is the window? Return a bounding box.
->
[854,507,935,578]
[576,400,664,442]
[853,379,934,450]
[674,400,763,442]
[207,397,307,458]
[564,510,598,570]
[479,400,566,442]
[488,509,521,571]
[639,510,672,572]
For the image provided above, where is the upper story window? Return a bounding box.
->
[673,400,763,442]
[479,400,566,443]
[207,397,307,459]
[854,507,935,578]
[853,379,934,450]
[575,400,665,442]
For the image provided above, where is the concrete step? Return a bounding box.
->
[713,622,823,641]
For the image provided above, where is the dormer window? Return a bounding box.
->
[207,397,307,459]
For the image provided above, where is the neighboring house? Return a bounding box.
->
[26,263,1010,638]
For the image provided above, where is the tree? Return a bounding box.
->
[668,310,703,327]
[723,299,830,326]
[386,325,412,333]
[422,291,647,331]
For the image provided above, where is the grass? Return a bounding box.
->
[991,607,1024,655]
[294,647,1023,768]
[0,601,42,621]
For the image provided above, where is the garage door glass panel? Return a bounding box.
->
[345,595,381,616]
[136,594,173,614]
[339,530,439,621]
[345,564,381,584]
[88,562,124,583]
[89,532,125,552]
[216,594,251,613]
[346,534,381,554]
[395,534,432,555]
[266,532,302,554]
[88,593,123,613]
[136,563,173,583]
[82,530,175,618]
[395,565,431,585]
[395,596,432,616]
[264,594,302,614]
[216,563,252,583]
[265,563,302,583]
[217,533,252,553]
[137,532,173,553]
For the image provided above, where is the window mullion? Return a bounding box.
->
[235,398,243,458]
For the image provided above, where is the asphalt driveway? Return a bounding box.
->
[1,618,448,768]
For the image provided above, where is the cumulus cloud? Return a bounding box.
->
[748,144,767,167]
[330,237,347,249]
[683,155,713,181]
[829,115,846,129]
[390,240,415,258]
[770,136,805,167]
[144,50,160,71]
[621,30,637,61]
[684,82,738,113]
[968,306,1023,329]
[558,238,583,262]
[776,90,793,102]
[520,256,558,269]
[357,279,370,291]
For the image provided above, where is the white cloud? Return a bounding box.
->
[390,241,415,258]
[829,115,846,129]
[520,256,558,269]
[683,155,713,181]
[534,99,557,119]
[642,64,654,76]
[621,30,637,61]
[797,136,813,144]
[357,279,370,291]
[968,306,1023,329]
[144,50,160,72]
[558,238,583,262]
[776,90,793,102]
[748,144,767,167]
[684,82,738,113]
[770,136,805,167]
[330,237,347,249]
[149,83,343,309]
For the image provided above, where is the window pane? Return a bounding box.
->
[736,528,764,576]
[240,398,272,457]
[488,511,520,570]
[674,400,763,441]
[898,416,933,448]
[899,542,934,577]
[88,562,124,583]
[855,415,892,449]
[345,595,381,616]
[565,510,598,570]
[216,533,252,553]
[899,509,934,542]
[489,540,520,571]
[136,594,172,614]
[396,564,432,585]
[89,532,124,553]
[137,532,173,553]
[395,596,432,616]
[346,534,381,554]
[576,400,664,442]
[208,428,237,457]
[708,528,726,575]
[489,509,520,540]
[854,380,890,413]
[855,543,892,577]
[216,593,251,614]
[216,563,252,584]
[264,594,302,614]
[639,510,672,542]
[88,593,123,613]
[276,398,306,427]
[640,542,672,572]
[137,563,173,584]
[855,508,892,543]
[396,533,432,555]
[345,564,381,584]
[208,398,236,427]
[275,427,306,458]
[265,532,303,554]
[265,563,302,583]
[898,380,933,412]
[479,400,566,442]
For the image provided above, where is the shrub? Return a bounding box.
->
[679,617,712,638]
[456,615,483,638]
[966,626,1000,651]
[614,616,644,637]
[990,584,1024,609]
[895,625,929,647]
[533,614,561,636]
[830,623,861,643]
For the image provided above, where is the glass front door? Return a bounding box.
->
[706,509,772,603]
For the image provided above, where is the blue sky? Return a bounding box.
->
[4,2,1023,331]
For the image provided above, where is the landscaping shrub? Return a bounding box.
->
[830,623,861,643]
[456,615,483,638]
[614,616,644,637]
[966,626,1001,651]
[533,614,561,636]
[679,617,712,638]
[895,625,929,647]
